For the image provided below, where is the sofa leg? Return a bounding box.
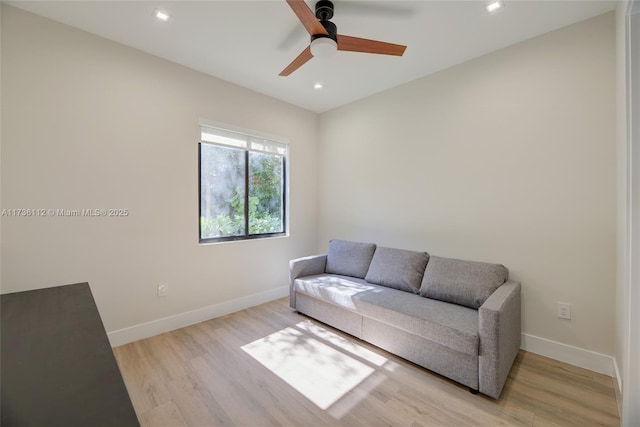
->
[469,388,479,395]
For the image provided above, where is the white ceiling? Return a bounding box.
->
[7,0,616,113]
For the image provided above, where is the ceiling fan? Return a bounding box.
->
[280,0,407,76]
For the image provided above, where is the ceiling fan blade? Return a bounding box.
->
[279,46,313,76]
[286,0,329,37]
[337,35,406,56]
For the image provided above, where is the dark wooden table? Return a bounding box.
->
[1,283,140,426]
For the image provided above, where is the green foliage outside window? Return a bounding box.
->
[200,144,284,241]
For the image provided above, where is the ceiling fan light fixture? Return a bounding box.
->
[310,37,337,58]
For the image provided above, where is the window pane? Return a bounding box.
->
[200,144,246,239]
[248,152,284,235]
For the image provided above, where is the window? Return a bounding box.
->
[199,123,287,243]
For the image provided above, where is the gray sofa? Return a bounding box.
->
[289,239,521,399]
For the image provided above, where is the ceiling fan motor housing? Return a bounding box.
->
[312,21,337,43]
[312,0,337,43]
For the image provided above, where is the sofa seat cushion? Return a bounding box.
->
[419,256,508,309]
[326,240,377,279]
[356,287,479,355]
[293,274,378,311]
[364,246,429,294]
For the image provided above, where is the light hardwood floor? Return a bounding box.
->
[114,298,620,426]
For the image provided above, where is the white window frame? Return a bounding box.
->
[198,120,289,243]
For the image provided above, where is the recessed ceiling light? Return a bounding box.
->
[154,9,170,22]
[314,83,324,90]
[486,1,503,12]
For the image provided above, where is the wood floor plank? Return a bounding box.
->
[164,374,234,427]
[182,321,217,346]
[167,328,208,362]
[114,298,620,427]
[115,340,174,415]
[138,401,188,427]
[504,354,618,426]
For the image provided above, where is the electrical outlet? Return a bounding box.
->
[557,302,571,319]
[158,284,169,297]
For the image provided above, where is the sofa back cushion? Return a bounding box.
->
[326,240,377,279]
[365,247,430,294]
[419,256,508,309]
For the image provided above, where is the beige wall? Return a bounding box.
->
[318,13,616,354]
[0,6,318,332]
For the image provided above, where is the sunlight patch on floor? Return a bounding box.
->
[327,370,389,419]
[241,323,384,410]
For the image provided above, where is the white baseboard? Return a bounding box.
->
[107,286,289,347]
[613,357,622,393]
[612,357,623,417]
[521,333,615,377]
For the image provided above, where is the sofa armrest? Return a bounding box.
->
[289,254,327,308]
[478,280,521,398]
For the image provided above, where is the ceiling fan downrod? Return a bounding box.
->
[313,0,337,43]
